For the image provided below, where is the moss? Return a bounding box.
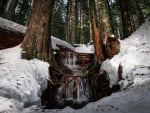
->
[22,47,37,60]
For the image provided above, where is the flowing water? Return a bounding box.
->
[56,52,91,105]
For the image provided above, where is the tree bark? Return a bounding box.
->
[90,0,104,61]
[65,0,77,44]
[5,0,18,20]
[134,0,145,25]
[79,0,84,44]
[65,0,71,43]
[70,0,78,44]
[118,0,133,39]
[96,0,111,43]
[0,0,8,17]
[21,0,72,79]
[21,0,55,63]
[106,0,114,33]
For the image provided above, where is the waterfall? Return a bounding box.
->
[63,52,77,70]
[56,52,90,104]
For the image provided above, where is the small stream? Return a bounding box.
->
[56,52,91,105]
[41,51,112,109]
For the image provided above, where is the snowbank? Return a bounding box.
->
[0,46,49,111]
[0,36,74,112]
[0,96,23,113]
[101,19,150,88]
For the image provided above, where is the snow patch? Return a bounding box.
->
[0,46,49,108]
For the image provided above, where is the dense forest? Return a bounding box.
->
[0,0,150,111]
[0,0,149,41]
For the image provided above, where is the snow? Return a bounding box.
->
[101,19,150,88]
[0,96,23,112]
[0,19,150,113]
[0,46,49,112]
[74,44,94,54]
[0,17,27,34]
[51,36,74,50]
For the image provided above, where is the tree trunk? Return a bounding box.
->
[134,0,145,25]
[96,0,111,43]
[70,0,78,44]
[65,0,77,44]
[65,0,71,43]
[65,0,69,42]
[79,0,84,44]
[89,0,93,42]
[106,0,114,33]
[90,0,104,61]
[118,0,133,39]
[21,0,55,63]
[5,0,18,20]
[0,0,8,17]
[15,0,32,25]
[21,0,72,81]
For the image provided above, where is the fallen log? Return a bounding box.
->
[0,17,26,49]
[0,17,27,34]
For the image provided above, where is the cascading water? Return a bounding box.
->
[56,52,91,105]
[41,51,112,109]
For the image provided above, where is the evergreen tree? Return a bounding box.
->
[0,0,8,17]
[78,0,90,44]
[96,0,111,43]
[118,0,133,39]
[65,0,78,44]
[21,0,55,63]
[51,0,66,39]
[90,0,104,61]
[15,0,32,25]
[0,0,18,20]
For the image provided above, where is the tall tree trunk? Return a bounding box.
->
[5,0,18,20]
[65,0,77,44]
[15,0,32,25]
[79,0,84,44]
[89,0,93,41]
[90,0,104,61]
[22,0,71,77]
[134,0,145,25]
[21,0,55,63]
[65,0,71,43]
[65,0,69,42]
[0,0,8,17]
[70,0,78,44]
[96,0,111,43]
[118,0,133,39]
[106,0,114,33]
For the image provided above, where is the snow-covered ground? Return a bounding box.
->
[0,19,150,113]
[0,46,49,112]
